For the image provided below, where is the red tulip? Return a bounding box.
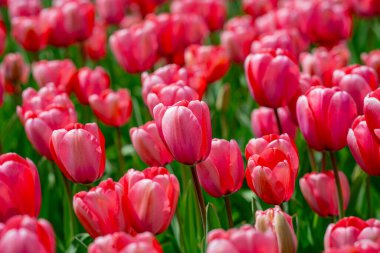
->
[110,21,158,73]
[131,0,166,17]
[351,0,380,17]
[242,0,277,18]
[0,20,6,56]
[8,0,41,19]
[332,65,378,114]
[32,59,76,93]
[95,0,128,25]
[300,171,350,217]
[297,86,357,151]
[0,215,55,253]
[153,100,212,165]
[251,107,297,139]
[119,14,142,29]
[362,50,380,84]
[207,225,279,253]
[89,88,133,127]
[119,167,180,234]
[84,22,107,61]
[196,138,244,198]
[73,66,110,104]
[364,88,380,141]
[0,153,41,222]
[245,134,299,204]
[50,123,106,184]
[89,232,163,253]
[1,53,29,93]
[245,49,300,108]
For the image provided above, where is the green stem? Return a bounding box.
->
[307,145,317,171]
[366,175,372,218]
[115,127,125,177]
[322,151,327,172]
[190,166,206,233]
[80,42,87,66]
[329,152,344,219]
[224,196,233,228]
[274,108,283,134]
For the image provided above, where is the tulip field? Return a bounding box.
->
[2,0,380,252]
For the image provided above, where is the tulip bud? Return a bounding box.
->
[1,53,29,93]
[95,0,128,25]
[364,88,380,143]
[0,215,55,253]
[50,123,106,184]
[8,0,41,19]
[119,167,180,234]
[361,50,380,79]
[351,0,380,17]
[84,22,107,61]
[242,0,277,18]
[0,153,41,222]
[153,100,212,165]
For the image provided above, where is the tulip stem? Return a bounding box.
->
[190,166,206,232]
[307,145,317,171]
[329,151,344,219]
[115,127,125,177]
[366,175,372,218]
[274,108,283,134]
[322,151,327,172]
[80,42,87,66]
[224,196,233,228]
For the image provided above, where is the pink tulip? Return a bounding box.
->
[50,123,106,184]
[73,179,133,238]
[196,138,244,198]
[300,171,350,217]
[1,53,29,94]
[351,0,380,17]
[364,88,380,141]
[96,0,128,25]
[84,22,107,61]
[73,66,110,104]
[0,215,55,253]
[0,153,41,222]
[8,0,41,19]
[153,100,212,165]
[89,89,133,127]
[362,50,380,84]
[0,21,6,56]
[242,0,277,18]
[119,14,142,29]
[119,167,180,234]
[297,86,357,151]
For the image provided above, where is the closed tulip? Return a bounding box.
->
[1,53,29,93]
[89,232,163,253]
[242,0,277,18]
[119,167,180,234]
[245,49,300,108]
[89,89,133,127]
[153,100,212,165]
[245,134,299,204]
[297,86,357,151]
[196,139,244,198]
[351,0,380,17]
[362,50,380,79]
[0,215,55,253]
[96,0,128,25]
[300,171,350,217]
[84,22,107,61]
[8,0,41,19]
[73,179,133,238]
[0,153,41,222]
[364,88,380,141]
[50,123,106,184]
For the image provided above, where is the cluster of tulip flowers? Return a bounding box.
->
[1,0,380,252]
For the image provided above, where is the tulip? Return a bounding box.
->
[251,107,297,139]
[8,0,41,19]
[332,65,378,114]
[131,0,166,17]
[0,153,41,222]
[73,179,133,238]
[96,0,128,25]
[351,0,380,17]
[73,66,110,104]
[119,167,180,234]
[300,171,350,217]
[0,215,55,253]
[245,134,299,204]
[1,53,29,94]
[245,49,300,108]
[120,14,142,29]
[362,50,380,84]
[196,138,244,198]
[84,22,107,61]
[242,0,277,18]
[153,100,212,165]
[207,225,279,253]
[89,232,163,253]
[89,89,133,127]
[0,20,6,56]
[32,59,76,93]
[363,88,380,142]
[50,123,106,184]
[130,121,173,167]
[297,86,357,151]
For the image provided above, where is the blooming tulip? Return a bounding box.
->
[131,0,166,16]
[300,171,350,217]
[242,0,277,18]
[362,50,380,83]
[297,86,357,151]
[89,232,163,253]
[153,100,212,165]
[89,89,133,127]
[119,167,180,234]
[8,0,41,19]
[351,0,380,17]
[95,0,128,25]
[245,49,300,108]
[0,153,41,222]
[1,53,29,93]
[0,21,6,56]
[50,123,106,184]
[245,134,299,204]
[84,22,107,61]
[0,215,55,253]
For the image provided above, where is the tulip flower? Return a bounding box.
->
[73,66,110,104]
[297,86,357,151]
[89,232,163,253]
[351,0,380,17]
[1,53,29,94]
[32,59,76,93]
[50,123,106,184]
[0,153,41,222]
[363,88,380,141]
[332,65,378,114]
[131,0,166,17]
[153,100,212,165]
[362,50,380,79]
[73,179,133,238]
[0,215,55,253]
[245,134,299,204]
[89,89,133,127]
[95,0,128,25]
[242,0,277,18]
[8,0,41,19]
[244,49,300,108]
[84,22,107,61]
[196,138,244,198]
[130,121,173,167]
[110,21,158,73]
[300,171,350,217]
[119,167,180,234]
[0,20,6,56]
